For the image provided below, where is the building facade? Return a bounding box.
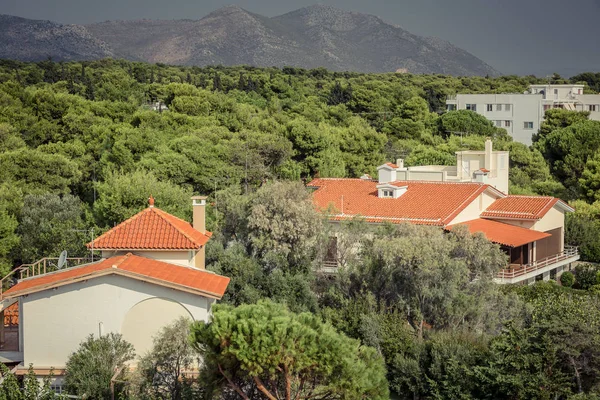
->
[309,140,579,285]
[446,84,600,145]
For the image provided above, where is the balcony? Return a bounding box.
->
[1,257,93,300]
[495,246,579,284]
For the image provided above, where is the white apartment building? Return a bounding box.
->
[446,84,600,145]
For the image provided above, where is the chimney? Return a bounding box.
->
[396,159,405,169]
[484,139,492,171]
[191,196,207,234]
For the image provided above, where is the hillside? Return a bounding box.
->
[1,6,498,75]
[0,14,113,61]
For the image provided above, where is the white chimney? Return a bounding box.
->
[396,159,405,169]
[484,139,492,171]
[191,196,207,234]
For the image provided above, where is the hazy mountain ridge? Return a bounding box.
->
[0,14,113,61]
[0,6,499,76]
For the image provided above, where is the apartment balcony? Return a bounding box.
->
[494,246,579,284]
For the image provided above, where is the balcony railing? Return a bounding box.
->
[497,246,579,280]
[0,257,93,300]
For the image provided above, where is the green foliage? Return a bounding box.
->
[574,264,600,290]
[17,193,88,263]
[94,170,193,227]
[64,333,135,399]
[247,181,322,271]
[131,318,200,400]
[349,223,509,337]
[439,110,505,138]
[190,300,389,400]
[561,271,575,287]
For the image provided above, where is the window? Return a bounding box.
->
[495,120,502,127]
[505,120,511,127]
[554,89,558,94]
[496,104,503,111]
[447,104,456,111]
[466,104,477,111]
[382,190,393,198]
[543,104,552,111]
[487,104,494,112]
[505,104,511,111]
[51,386,63,394]
[524,121,534,129]
[589,105,598,112]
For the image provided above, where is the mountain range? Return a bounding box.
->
[0,5,500,76]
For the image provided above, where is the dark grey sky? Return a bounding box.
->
[1,0,599,76]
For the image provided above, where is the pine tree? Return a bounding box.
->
[213,73,222,91]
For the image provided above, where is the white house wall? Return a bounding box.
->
[101,250,194,267]
[448,192,499,225]
[21,274,212,368]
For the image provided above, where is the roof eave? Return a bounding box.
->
[4,268,227,301]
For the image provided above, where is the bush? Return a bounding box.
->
[64,333,135,399]
[560,271,575,287]
[574,264,600,290]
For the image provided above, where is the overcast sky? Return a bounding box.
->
[1,0,599,76]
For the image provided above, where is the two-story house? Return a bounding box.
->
[0,196,229,390]
[309,140,579,285]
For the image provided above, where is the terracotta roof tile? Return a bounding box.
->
[3,254,229,299]
[308,178,493,226]
[88,207,211,250]
[481,196,559,220]
[447,218,551,247]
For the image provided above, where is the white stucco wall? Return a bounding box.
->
[448,191,500,225]
[101,250,195,267]
[21,274,213,368]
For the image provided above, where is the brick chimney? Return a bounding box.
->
[191,196,207,234]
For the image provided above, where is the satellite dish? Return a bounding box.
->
[57,250,68,270]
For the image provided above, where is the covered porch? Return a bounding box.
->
[449,219,578,284]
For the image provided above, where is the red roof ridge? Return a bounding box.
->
[505,195,555,199]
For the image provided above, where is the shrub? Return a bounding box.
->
[64,333,135,399]
[574,264,600,290]
[560,271,575,287]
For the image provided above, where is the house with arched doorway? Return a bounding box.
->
[0,196,229,390]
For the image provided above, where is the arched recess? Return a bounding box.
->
[121,297,193,357]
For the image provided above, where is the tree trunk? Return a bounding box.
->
[254,376,278,400]
[569,356,583,393]
[218,364,250,400]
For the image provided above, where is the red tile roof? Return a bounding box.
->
[3,254,229,299]
[308,178,498,226]
[481,196,562,220]
[447,219,551,247]
[384,162,399,169]
[88,207,211,250]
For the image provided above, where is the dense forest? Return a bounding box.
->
[1,59,600,398]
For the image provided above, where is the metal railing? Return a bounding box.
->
[497,246,579,280]
[0,257,93,300]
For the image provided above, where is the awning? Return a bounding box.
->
[446,219,551,247]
